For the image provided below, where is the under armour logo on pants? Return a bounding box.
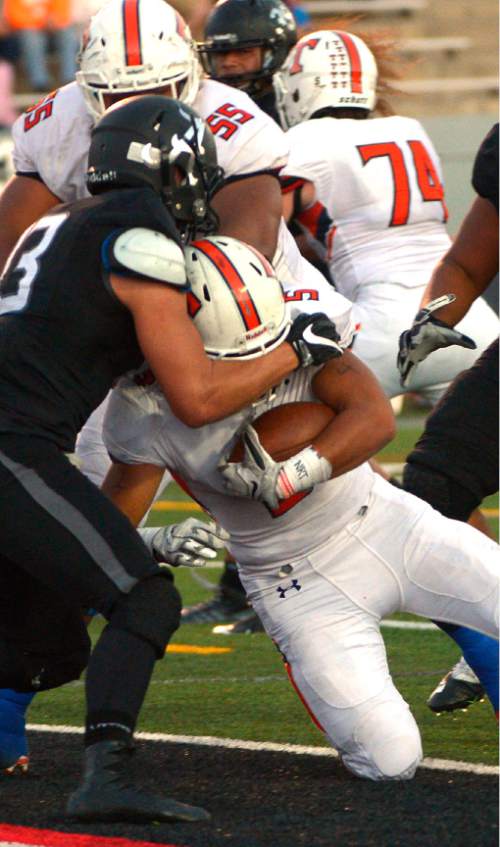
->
[276,579,301,599]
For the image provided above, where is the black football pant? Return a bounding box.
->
[403,338,499,518]
[0,433,181,745]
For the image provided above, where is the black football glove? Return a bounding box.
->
[398,294,476,387]
[287,312,343,368]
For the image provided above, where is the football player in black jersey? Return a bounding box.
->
[398,123,499,715]
[197,0,297,125]
[0,94,344,821]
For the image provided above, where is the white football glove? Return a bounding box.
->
[398,294,476,387]
[139,519,229,568]
[218,424,332,511]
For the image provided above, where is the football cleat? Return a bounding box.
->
[67,740,210,823]
[0,689,32,775]
[181,589,249,625]
[213,609,265,635]
[427,657,485,713]
[3,754,29,776]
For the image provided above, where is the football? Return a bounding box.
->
[230,401,334,463]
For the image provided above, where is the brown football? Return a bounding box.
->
[230,401,334,463]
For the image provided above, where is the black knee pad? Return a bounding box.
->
[0,634,91,693]
[108,572,181,658]
[403,463,477,521]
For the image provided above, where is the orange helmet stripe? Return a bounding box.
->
[123,0,142,66]
[336,31,362,94]
[193,240,261,331]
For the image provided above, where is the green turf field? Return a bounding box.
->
[28,403,499,767]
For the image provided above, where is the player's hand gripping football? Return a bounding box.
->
[219,424,332,510]
[146,519,229,567]
[398,294,476,387]
[287,312,343,367]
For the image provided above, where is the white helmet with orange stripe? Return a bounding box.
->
[76,0,200,121]
[185,236,290,360]
[273,30,378,130]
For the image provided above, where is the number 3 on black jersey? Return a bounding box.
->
[0,212,68,314]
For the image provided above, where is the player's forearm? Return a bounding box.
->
[420,258,486,326]
[164,341,298,427]
[420,196,499,326]
[312,403,396,478]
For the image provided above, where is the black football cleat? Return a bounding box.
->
[427,657,485,713]
[212,609,265,635]
[66,740,210,823]
[181,589,250,624]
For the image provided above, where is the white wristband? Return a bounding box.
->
[276,446,332,500]
[137,526,164,559]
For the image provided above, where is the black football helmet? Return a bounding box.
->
[86,95,223,238]
[198,0,297,96]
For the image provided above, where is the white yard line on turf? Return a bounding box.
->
[26,724,498,776]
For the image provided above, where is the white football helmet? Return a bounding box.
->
[76,0,201,121]
[273,30,378,129]
[185,236,290,360]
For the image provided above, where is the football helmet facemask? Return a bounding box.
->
[198,0,297,97]
[76,0,200,121]
[185,236,290,359]
[86,96,222,239]
[273,29,378,129]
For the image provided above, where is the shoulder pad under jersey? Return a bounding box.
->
[107,228,187,288]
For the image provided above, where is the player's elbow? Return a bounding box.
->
[362,400,396,454]
[375,403,397,448]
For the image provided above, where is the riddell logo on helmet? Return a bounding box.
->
[246,325,268,341]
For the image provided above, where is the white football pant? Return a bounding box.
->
[239,476,499,781]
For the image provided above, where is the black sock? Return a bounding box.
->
[85,626,156,747]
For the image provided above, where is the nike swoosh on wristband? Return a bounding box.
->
[302,325,341,350]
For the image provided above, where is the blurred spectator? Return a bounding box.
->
[0,20,18,126]
[2,0,78,91]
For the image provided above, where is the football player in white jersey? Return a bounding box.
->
[101,237,499,783]
[274,31,499,710]
[0,0,352,770]
[274,29,498,404]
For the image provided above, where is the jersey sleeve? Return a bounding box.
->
[11,84,94,202]
[200,80,289,180]
[103,377,174,467]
